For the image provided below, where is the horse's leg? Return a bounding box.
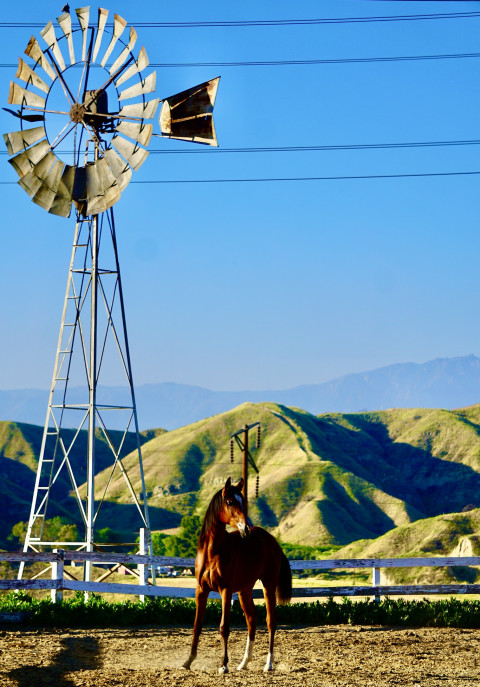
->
[237,589,257,670]
[218,587,232,674]
[263,584,277,672]
[183,586,209,669]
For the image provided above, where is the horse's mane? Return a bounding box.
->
[198,488,224,547]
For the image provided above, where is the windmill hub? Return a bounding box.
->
[69,101,86,124]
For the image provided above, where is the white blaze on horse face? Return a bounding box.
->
[236,519,246,535]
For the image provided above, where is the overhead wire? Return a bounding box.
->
[1,139,478,156]
[0,52,479,69]
[0,11,479,28]
[131,171,480,184]
[1,171,479,185]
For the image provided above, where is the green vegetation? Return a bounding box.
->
[3,593,480,629]
[4,401,480,554]
[8,517,79,548]
[149,515,202,557]
[336,509,480,585]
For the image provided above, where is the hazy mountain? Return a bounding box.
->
[1,355,479,430]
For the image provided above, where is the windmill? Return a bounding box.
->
[4,6,219,583]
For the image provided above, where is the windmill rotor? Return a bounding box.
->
[5,8,220,219]
[4,8,156,218]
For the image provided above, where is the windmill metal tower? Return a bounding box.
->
[4,6,219,583]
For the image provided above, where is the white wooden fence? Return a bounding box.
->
[2,551,480,603]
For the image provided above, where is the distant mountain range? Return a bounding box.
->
[1,354,480,430]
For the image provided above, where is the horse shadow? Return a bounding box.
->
[8,635,99,687]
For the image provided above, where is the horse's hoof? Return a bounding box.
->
[237,662,248,671]
[263,664,274,672]
[218,666,229,675]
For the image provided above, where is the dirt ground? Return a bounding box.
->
[1,624,480,687]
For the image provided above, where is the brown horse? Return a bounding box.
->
[183,477,292,674]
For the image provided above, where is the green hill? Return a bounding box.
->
[88,402,480,546]
[0,421,163,546]
[4,402,480,554]
[336,509,480,584]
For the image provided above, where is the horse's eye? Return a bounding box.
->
[226,500,234,507]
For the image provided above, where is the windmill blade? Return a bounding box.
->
[92,8,109,62]
[115,121,152,147]
[118,72,156,101]
[85,158,121,215]
[19,150,57,197]
[57,11,76,65]
[8,139,50,178]
[49,165,85,218]
[100,13,127,68]
[115,46,149,87]
[32,159,65,212]
[102,148,132,192]
[40,21,66,72]
[25,36,55,81]
[75,7,90,62]
[49,165,74,217]
[110,27,137,75]
[8,82,46,109]
[4,126,46,155]
[118,98,159,120]
[112,135,148,171]
[15,58,50,94]
[158,77,220,146]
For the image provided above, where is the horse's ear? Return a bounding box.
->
[222,477,232,495]
[235,478,244,491]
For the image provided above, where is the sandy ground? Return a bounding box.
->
[1,625,480,686]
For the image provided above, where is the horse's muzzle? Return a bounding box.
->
[239,518,254,538]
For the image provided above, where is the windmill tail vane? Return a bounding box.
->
[4,5,220,218]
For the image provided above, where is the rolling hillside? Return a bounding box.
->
[88,402,480,547]
[0,421,162,546]
[337,509,480,584]
[4,402,480,553]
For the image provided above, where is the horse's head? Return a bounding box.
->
[220,477,253,538]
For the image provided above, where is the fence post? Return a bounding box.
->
[372,564,380,603]
[51,550,64,603]
[138,528,148,602]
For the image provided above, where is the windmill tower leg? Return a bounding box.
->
[19,211,153,586]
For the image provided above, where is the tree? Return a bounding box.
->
[9,517,79,548]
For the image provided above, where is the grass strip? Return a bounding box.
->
[2,593,480,629]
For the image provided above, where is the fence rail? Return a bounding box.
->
[2,551,480,602]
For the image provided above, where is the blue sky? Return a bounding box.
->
[0,0,478,392]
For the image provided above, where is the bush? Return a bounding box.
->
[2,593,480,629]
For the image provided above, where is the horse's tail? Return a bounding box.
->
[276,552,292,605]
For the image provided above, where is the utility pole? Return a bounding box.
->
[230,422,261,513]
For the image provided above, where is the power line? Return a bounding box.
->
[1,52,479,69]
[2,139,477,157]
[1,170,479,186]
[146,139,480,155]
[150,52,480,68]
[0,12,479,28]
[130,171,480,184]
